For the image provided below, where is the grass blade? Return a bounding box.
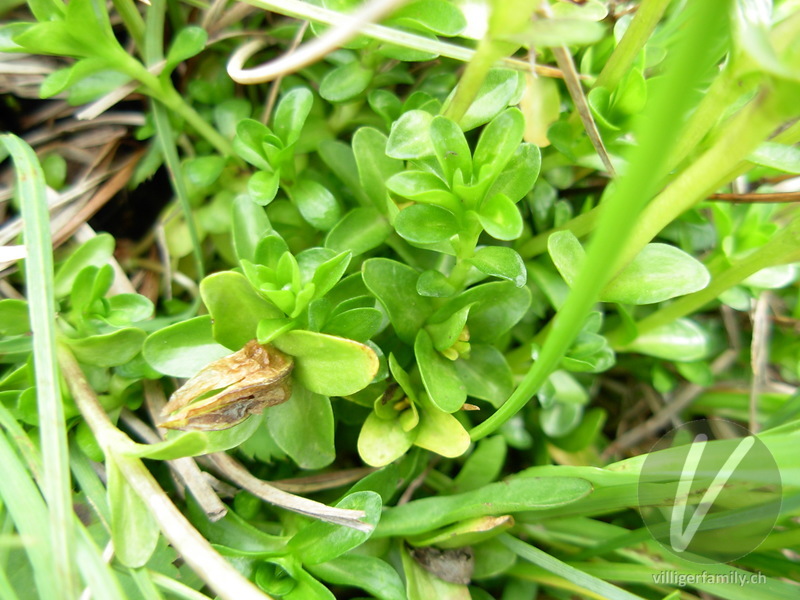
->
[1,134,77,599]
[500,534,646,600]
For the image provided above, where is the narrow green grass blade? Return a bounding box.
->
[144,0,205,281]
[0,430,57,599]
[471,0,732,440]
[1,134,77,599]
[499,534,646,600]
[0,565,21,600]
[75,525,127,600]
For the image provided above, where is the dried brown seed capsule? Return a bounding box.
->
[159,340,293,431]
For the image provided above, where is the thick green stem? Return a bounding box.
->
[615,89,785,273]
[114,49,234,157]
[443,37,503,124]
[615,219,800,343]
[663,72,743,173]
[111,0,146,50]
[159,86,235,157]
[518,208,598,259]
[594,0,672,90]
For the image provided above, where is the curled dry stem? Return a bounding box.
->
[207,452,372,532]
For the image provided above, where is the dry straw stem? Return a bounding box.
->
[207,452,373,531]
[230,0,564,84]
[57,343,274,600]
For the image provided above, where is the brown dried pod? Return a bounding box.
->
[159,340,293,431]
[408,545,474,585]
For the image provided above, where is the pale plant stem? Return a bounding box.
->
[207,453,372,531]
[234,0,564,80]
[57,343,274,600]
[615,91,786,272]
[594,0,672,90]
[228,0,408,84]
[261,21,309,124]
[750,293,771,434]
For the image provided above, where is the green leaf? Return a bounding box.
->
[389,0,466,35]
[625,318,710,362]
[432,281,531,343]
[310,250,352,300]
[368,89,403,125]
[386,171,459,211]
[733,0,800,81]
[102,294,154,326]
[549,231,712,304]
[267,384,335,469]
[201,271,283,350]
[744,264,799,289]
[248,170,281,206]
[426,304,470,352]
[323,307,383,342]
[486,143,541,203]
[234,119,271,170]
[547,229,585,286]
[358,411,417,467]
[458,69,524,131]
[417,270,457,297]
[107,455,159,567]
[319,139,369,205]
[123,415,264,460]
[473,108,525,180]
[538,370,589,408]
[749,141,800,173]
[511,18,604,47]
[165,26,207,73]
[454,344,513,407]
[414,399,471,457]
[468,246,526,286]
[288,491,382,564]
[375,476,593,537]
[273,330,378,396]
[184,155,225,188]
[352,127,403,213]
[53,233,115,298]
[414,330,466,412]
[386,110,435,159]
[363,258,434,344]
[325,207,392,256]
[540,402,583,437]
[477,193,524,241]
[64,328,145,367]
[395,204,460,244]
[308,554,405,600]
[40,57,111,99]
[274,87,314,146]
[548,407,606,452]
[320,61,372,102]
[452,436,507,493]
[602,243,711,304]
[232,195,272,262]
[143,315,231,378]
[0,299,30,335]
[289,180,341,230]
[430,115,472,184]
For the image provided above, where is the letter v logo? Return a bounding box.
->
[669,434,755,552]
